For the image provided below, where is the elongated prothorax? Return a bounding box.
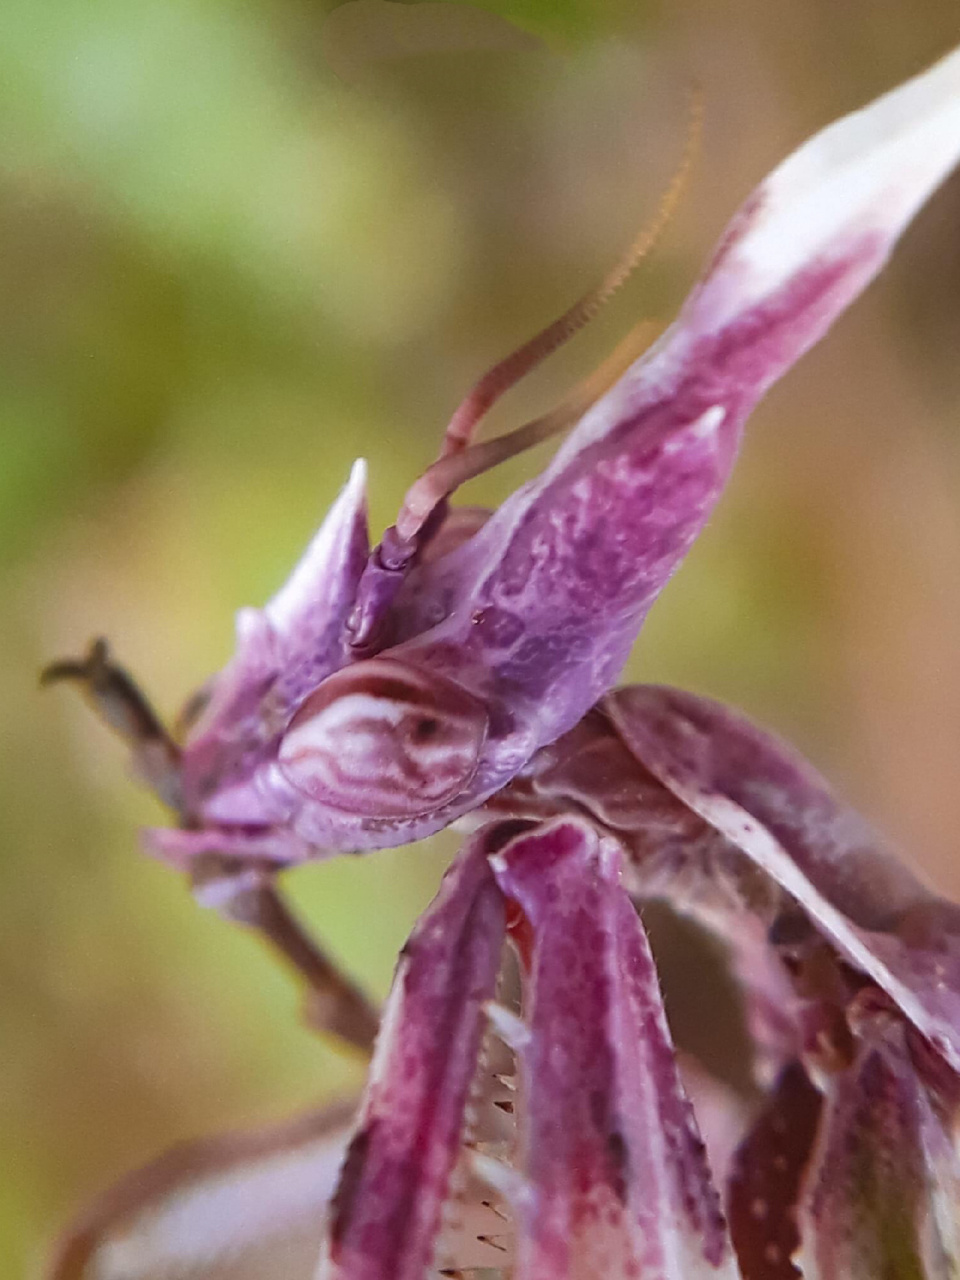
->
[382,45,960,827]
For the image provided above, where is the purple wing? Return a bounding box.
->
[606,684,960,1072]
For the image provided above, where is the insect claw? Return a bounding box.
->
[40,643,103,688]
[42,637,183,813]
[193,866,380,1056]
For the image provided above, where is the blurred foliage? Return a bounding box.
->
[2,0,960,1273]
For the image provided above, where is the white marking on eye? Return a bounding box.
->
[278,658,490,818]
[284,693,406,757]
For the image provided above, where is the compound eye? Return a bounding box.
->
[277,657,488,819]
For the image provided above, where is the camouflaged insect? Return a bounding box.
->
[46,44,960,1280]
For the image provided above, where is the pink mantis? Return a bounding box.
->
[45,42,960,1280]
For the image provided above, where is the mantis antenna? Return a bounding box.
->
[394,319,659,542]
[348,93,701,650]
[393,88,703,545]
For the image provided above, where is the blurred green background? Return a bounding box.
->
[3,0,960,1272]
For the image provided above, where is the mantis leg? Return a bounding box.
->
[42,637,184,811]
[197,866,380,1055]
[43,639,379,1054]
